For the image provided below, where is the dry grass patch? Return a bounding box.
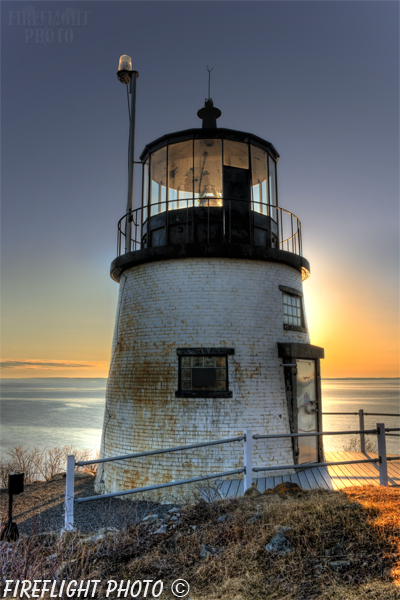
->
[0,486,399,599]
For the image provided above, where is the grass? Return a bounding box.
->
[1,484,399,599]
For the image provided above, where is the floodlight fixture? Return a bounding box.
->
[117,54,133,84]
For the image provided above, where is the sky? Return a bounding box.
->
[1,1,399,379]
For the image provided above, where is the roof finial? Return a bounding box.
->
[197,66,221,128]
[206,65,214,100]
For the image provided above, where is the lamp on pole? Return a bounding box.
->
[117,55,139,254]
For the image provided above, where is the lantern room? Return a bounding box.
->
[114,99,309,284]
[139,105,280,249]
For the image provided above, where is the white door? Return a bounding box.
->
[296,359,318,464]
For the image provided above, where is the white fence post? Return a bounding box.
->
[377,423,388,487]
[244,429,253,492]
[65,454,75,530]
[359,409,365,453]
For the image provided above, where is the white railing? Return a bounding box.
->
[322,409,400,453]
[64,423,400,530]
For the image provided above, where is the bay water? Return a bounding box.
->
[1,378,399,459]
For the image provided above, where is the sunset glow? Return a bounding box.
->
[1,2,398,381]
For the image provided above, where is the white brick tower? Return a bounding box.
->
[95,94,324,501]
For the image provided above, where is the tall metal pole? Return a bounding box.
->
[125,71,138,254]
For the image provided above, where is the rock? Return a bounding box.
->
[58,527,77,538]
[168,507,180,514]
[154,524,168,535]
[200,544,216,559]
[265,533,293,555]
[81,534,102,544]
[244,484,261,497]
[273,482,303,497]
[217,514,232,523]
[170,515,179,522]
[328,560,351,572]
[97,527,119,535]
[81,528,118,544]
[247,513,263,524]
[274,525,291,534]
[325,543,345,557]
[162,538,177,553]
[75,471,95,479]
[141,514,159,524]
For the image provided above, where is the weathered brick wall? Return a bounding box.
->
[95,258,310,501]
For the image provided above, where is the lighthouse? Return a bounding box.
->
[95,60,325,501]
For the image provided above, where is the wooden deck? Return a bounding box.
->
[217,451,399,497]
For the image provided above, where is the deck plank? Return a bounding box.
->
[222,451,398,499]
[348,451,382,486]
[298,470,312,490]
[289,472,301,487]
[257,477,266,493]
[365,452,400,485]
[332,455,367,487]
[316,466,335,490]
[345,452,381,486]
[265,476,275,490]
[328,451,372,487]
[310,466,331,490]
[219,480,232,498]
[324,452,355,488]
[228,479,240,498]
[303,467,320,489]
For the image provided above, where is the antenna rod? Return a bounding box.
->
[206,66,214,99]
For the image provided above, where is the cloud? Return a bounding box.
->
[0,360,93,369]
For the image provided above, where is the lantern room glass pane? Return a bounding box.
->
[223,140,249,170]
[150,147,167,216]
[251,145,268,215]
[194,139,222,207]
[268,155,277,221]
[142,159,149,221]
[168,141,194,211]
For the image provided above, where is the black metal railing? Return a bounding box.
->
[117,199,303,258]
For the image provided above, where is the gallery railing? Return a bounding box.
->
[116,200,303,258]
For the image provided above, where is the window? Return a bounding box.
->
[283,294,302,327]
[279,285,307,332]
[176,348,234,398]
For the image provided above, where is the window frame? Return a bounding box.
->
[279,285,307,333]
[176,348,234,398]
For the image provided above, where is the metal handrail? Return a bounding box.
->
[116,200,303,258]
[253,458,381,473]
[253,429,377,440]
[76,468,245,504]
[323,412,399,417]
[76,435,244,466]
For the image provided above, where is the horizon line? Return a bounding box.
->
[1,376,399,381]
